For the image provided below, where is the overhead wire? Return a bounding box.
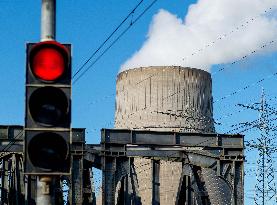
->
[212,40,275,75]
[182,7,273,70]
[214,94,277,133]
[73,0,158,84]
[85,60,277,134]
[226,115,277,134]
[214,68,277,104]
[113,62,277,129]
[160,41,277,104]
[74,6,273,85]
[212,75,271,104]
[0,130,24,159]
[72,0,145,79]
[83,39,277,116]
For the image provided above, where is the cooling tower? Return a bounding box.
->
[115,66,214,133]
[114,66,216,205]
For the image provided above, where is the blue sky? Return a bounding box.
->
[0,1,277,204]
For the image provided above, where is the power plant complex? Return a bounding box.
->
[112,66,243,205]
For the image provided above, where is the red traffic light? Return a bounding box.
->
[30,41,69,81]
[25,42,72,175]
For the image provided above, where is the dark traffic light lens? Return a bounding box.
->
[29,86,69,126]
[31,47,65,81]
[28,132,68,171]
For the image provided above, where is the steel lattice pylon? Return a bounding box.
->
[244,91,277,205]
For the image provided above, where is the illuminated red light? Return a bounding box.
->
[31,45,65,81]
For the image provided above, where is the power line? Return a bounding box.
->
[214,69,277,104]
[226,115,277,134]
[73,0,158,84]
[115,65,277,125]
[72,0,145,79]
[0,130,23,159]
[213,95,277,132]
[77,5,272,82]
[183,7,273,69]
[212,40,275,75]
[116,40,277,108]
[83,6,273,83]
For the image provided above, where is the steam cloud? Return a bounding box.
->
[121,0,277,72]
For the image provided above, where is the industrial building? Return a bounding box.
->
[111,66,243,205]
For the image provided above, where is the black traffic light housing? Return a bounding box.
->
[24,41,72,175]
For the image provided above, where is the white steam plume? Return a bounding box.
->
[120,0,277,72]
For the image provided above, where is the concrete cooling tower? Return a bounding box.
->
[115,66,215,133]
[114,66,217,205]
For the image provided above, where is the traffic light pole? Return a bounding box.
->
[41,0,56,41]
[37,1,57,204]
[37,176,57,204]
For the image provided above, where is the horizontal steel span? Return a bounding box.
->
[0,126,244,205]
[98,129,244,205]
[101,128,243,147]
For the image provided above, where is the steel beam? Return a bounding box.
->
[71,155,83,204]
[151,160,160,205]
[101,129,243,149]
[102,156,117,205]
[129,162,142,205]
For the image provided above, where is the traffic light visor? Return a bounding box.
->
[30,41,68,81]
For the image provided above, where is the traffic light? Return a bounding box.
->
[24,41,71,175]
